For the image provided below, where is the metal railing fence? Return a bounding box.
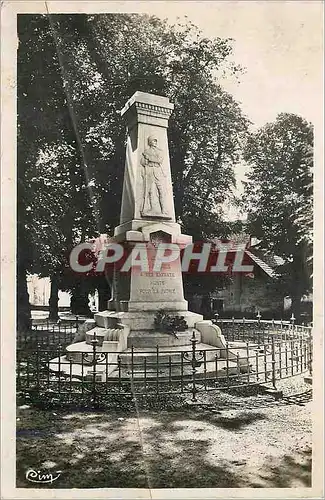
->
[17,319,312,407]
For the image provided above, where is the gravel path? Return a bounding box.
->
[16,375,312,489]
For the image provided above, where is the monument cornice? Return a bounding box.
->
[134,101,173,118]
[121,90,174,118]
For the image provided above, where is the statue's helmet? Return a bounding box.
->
[147,135,158,146]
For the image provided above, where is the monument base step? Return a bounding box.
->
[116,343,250,377]
[127,329,201,348]
[49,354,245,381]
[94,310,203,331]
[119,342,215,363]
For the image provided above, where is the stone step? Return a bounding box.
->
[119,342,226,366]
[126,329,201,348]
[118,343,252,376]
[85,327,123,345]
[94,310,203,330]
[50,353,251,381]
[118,357,232,373]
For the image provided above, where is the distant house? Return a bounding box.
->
[26,274,71,308]
[213,248,285,318]
[188,236,287,319]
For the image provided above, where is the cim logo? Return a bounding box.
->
[26,469,62,484]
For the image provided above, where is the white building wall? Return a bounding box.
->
[26,274,71,307]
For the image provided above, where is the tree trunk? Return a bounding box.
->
[49,275,59,321]
[17,264,31,332]
[97,276,111,312]
[291,295,302,324]
[201,293,212,319]
[290,250,307,324]
[70,284,92,317]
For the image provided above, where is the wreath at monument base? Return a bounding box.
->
[154,310,188,336]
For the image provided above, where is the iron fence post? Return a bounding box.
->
[17,348,21,391]
[236,352,241,376]
[279,341,282,379]
[81,352,85,396]
[91,335,99,407]
[131,345,135,383]
[243,317,247,342]
[156,345,159,395]
[226,341,230,388]
[214,351,218,383]
[180,352,184,393]
[203,350,207,390]
[58,343,62,395]
[257,311,261,349]
[255,351,259,381]
[105,353,108,390]
[36,342,40,392]
[191,332,198,401]
[271,336,277,390]
[263,344,268,383]
[308,329,313,377]
[26,351,30,389]
[246,341,250,384]
[285,340,288,376]
[144,358,148,394]
[117,355,122,393]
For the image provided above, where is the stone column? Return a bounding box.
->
[108,92,191,313]
[116,91,176,232]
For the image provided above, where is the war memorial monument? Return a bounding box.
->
[50,91,248,380]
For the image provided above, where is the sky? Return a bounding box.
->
[138,1,323,129]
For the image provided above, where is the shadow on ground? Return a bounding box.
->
[16,397,311,489]
[192,388,312,411]
[254,449,312,487]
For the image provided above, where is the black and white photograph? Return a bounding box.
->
[1,1,323,498]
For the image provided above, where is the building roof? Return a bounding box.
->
[245,250,278,278]
[212,234,285,278]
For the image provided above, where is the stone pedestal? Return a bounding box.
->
[109,91,193,317]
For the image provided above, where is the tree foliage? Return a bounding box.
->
[17,13,249,327]
[47,13,248,238]
[243,113,313,318]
